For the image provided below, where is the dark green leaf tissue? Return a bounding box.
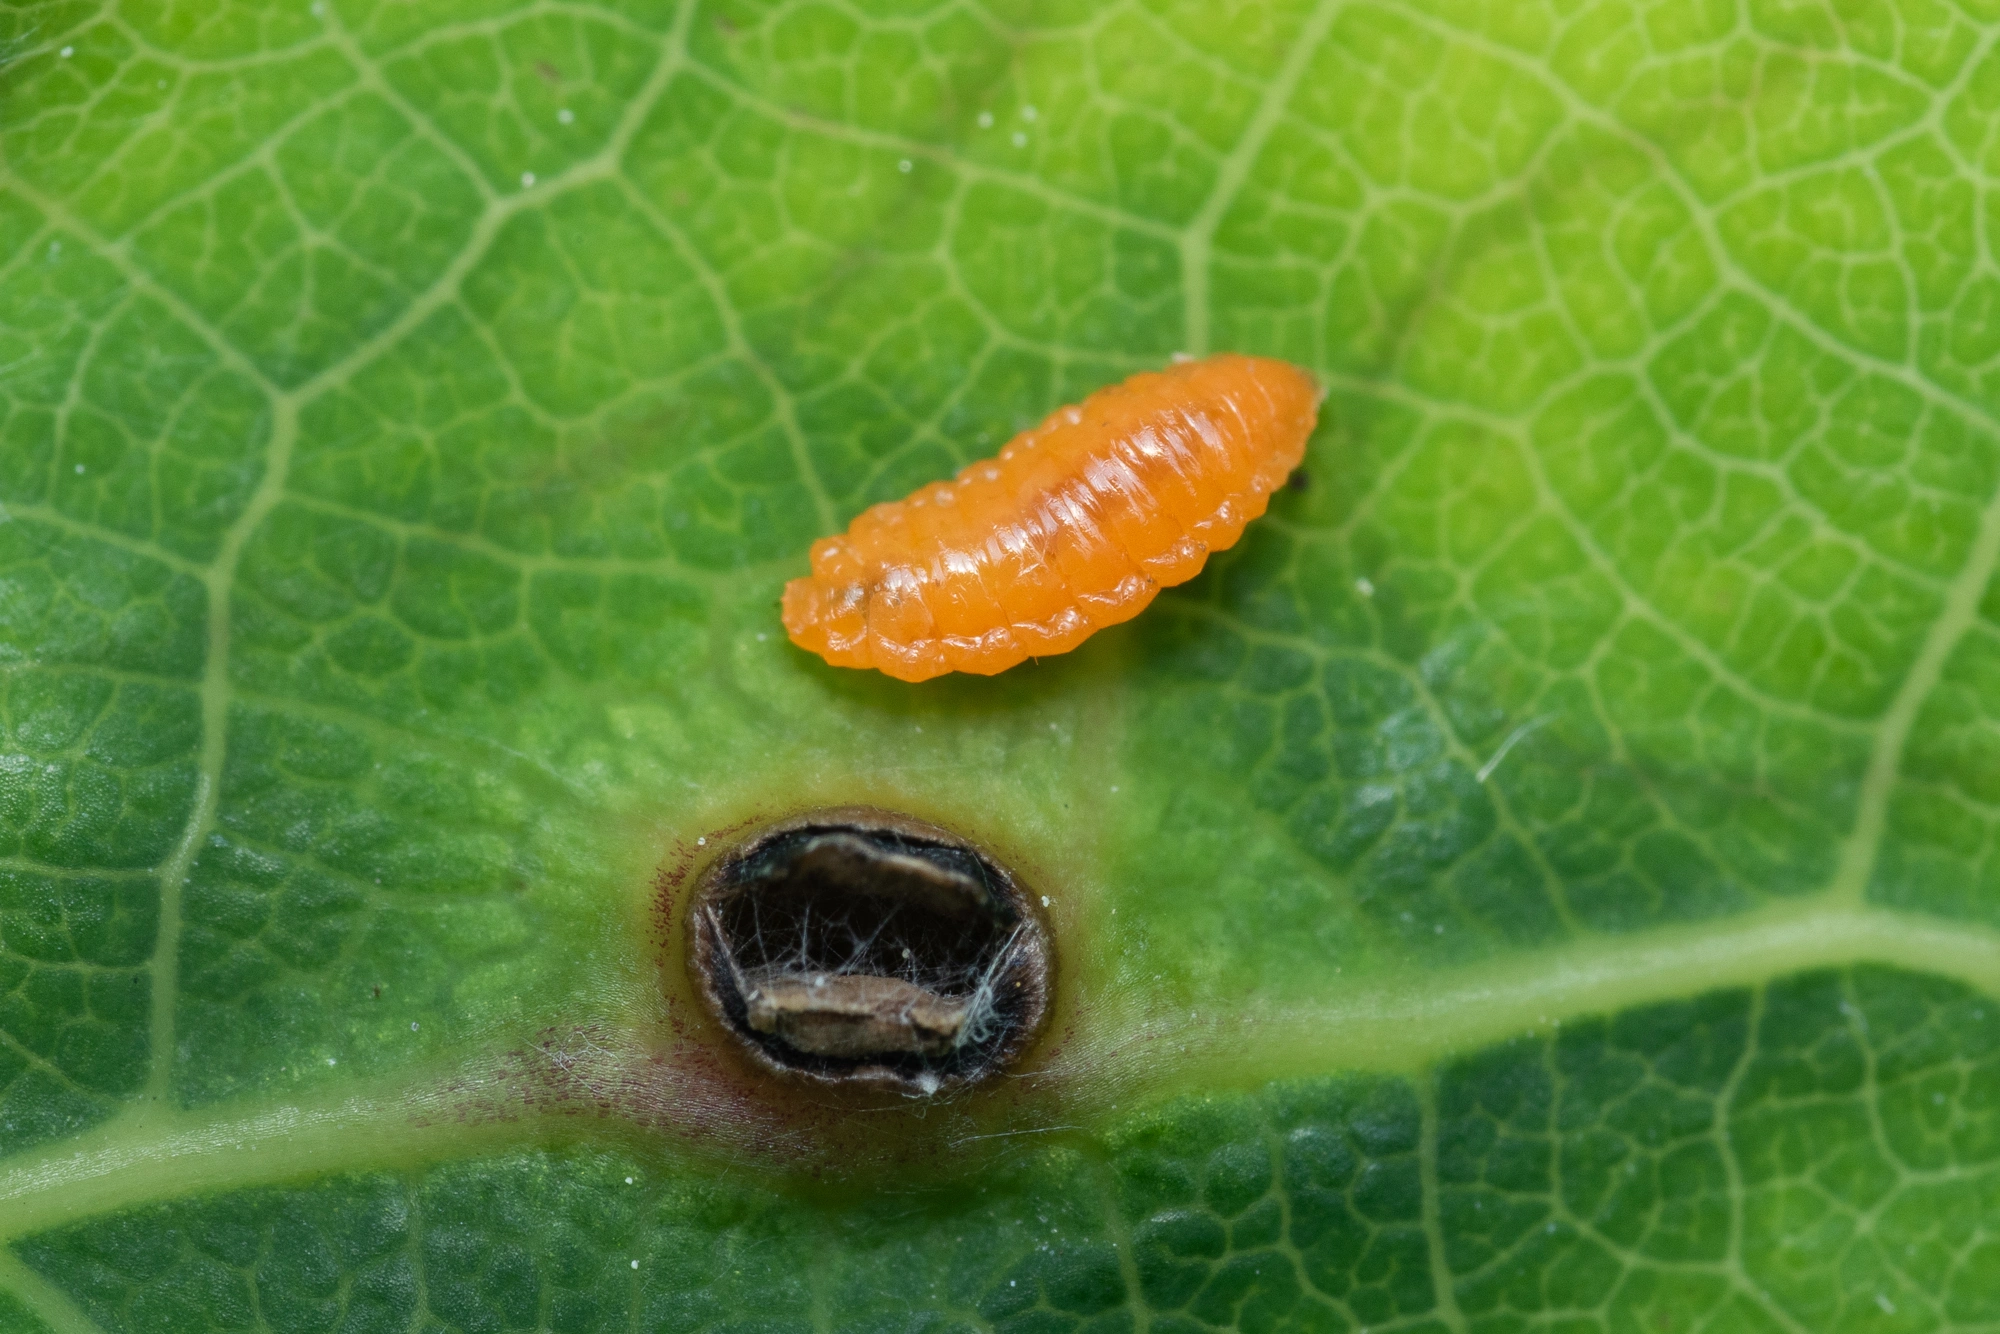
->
[4,0,2000,1329]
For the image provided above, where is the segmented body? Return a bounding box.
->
[781,354,1320,682]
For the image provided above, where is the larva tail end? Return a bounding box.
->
[782,576,871,668]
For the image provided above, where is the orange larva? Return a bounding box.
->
[781,353,1321,683]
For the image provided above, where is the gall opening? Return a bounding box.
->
[687,810,1051,1094]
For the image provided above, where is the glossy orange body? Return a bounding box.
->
[782,354,1320,682]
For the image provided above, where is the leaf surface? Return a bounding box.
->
[4,0,2000,1329]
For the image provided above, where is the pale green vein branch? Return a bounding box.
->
[1,505,208,580]
[1172,600,1820,939]
[1720,1071,1818,1334]
[22,19,702,1116]
[317,8,504,205]
[1314,367,1881,734]
[367,0,670,64]
[1258,1126,1346,1323]
[1415,1078,1470,1334]
[1392,6,2000,435]
[0,1075,539,1244]
[1179,0,1340,356]
[454,307,574,435]
[1688,22,2000,216]
[281,1,691,408]
[0,1026,105,1107]
[50,68,365,262]
[1825,466,2000,904]
[273,176,554,406]
[0,858,153,882]
[613,178,837,533]
[280,491,714,579]
[0,1249,110,1334]
[101,11,335,73]
[45,284,121,503]
[1048,901,2000,1103]
[1082,1149,1151,1334]
[674,61,1179,242]
[5,185,271,393]
[1714,983,1764,1314]
[1182,597,1591,934]
[142,394,299,1103]
[1844,972,1917,1221]
[838,333,1006,499]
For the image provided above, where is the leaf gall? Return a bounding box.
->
[687,810,1051,1094]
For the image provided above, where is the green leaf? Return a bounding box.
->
[4,0,2000,1329]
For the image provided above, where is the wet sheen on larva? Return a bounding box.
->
[781,354,1321,683]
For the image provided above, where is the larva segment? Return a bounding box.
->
[782,354,1320,682]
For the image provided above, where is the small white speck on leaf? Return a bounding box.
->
[1021,104,1038,121]
[1011,131,1027,147]
[60,46,74,57]
[755,632,766,641]
[696,836,706,846]
[1875,1294,1896,1315]
[326,1057,336,1066]
[520,171,536,188]
[631,1260,640,1270]
[977,111,994,128]
[558,107,575,125]
[1040,896,1050,907]
[74,464,85,474]
[625,1176,634,1184]
[410,1022,419,1031]
[1356,576,1375,597]
[897,158,912,173]
[1109,785,1118,793]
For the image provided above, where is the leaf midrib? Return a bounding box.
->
[2,896,1994,1243]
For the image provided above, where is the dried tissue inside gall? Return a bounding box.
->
[688,809,1052,1093]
